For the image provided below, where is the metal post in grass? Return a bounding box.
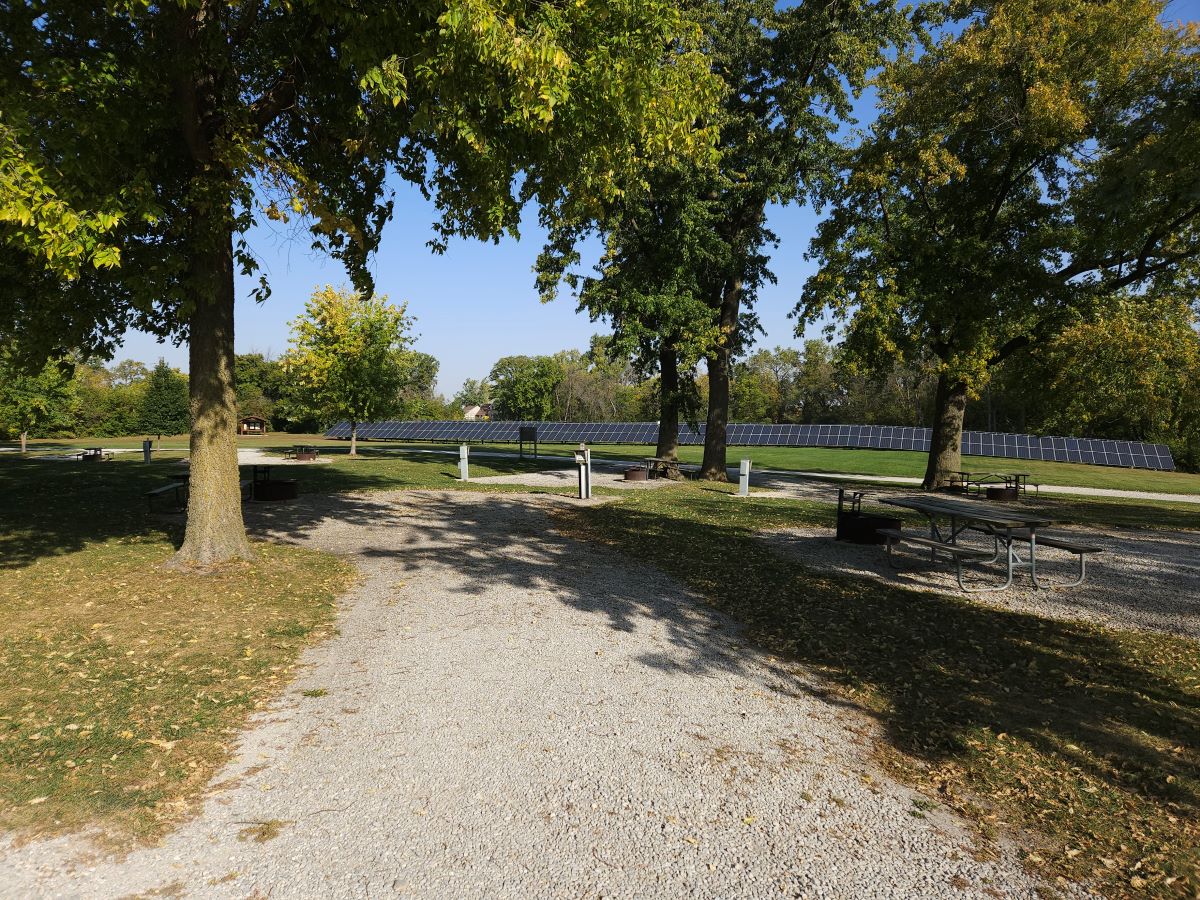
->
[574,443,592,500]
[459,444,469,481]
[738,458,751,496]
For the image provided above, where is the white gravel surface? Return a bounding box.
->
[2,490,1050,899]
[761,525,1200,641]
[467,466,673,490]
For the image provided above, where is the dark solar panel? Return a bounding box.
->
[322,421,1175,470]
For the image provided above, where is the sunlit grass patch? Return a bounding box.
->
[0,539,353,840]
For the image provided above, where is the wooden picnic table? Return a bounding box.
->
[643,456,682,479]
[951,471,1035,498]
[284,445,320,460]
[881,494,1055,591]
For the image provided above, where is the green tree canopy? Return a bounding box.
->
[284,286,415,455]
[488,355,564,421]
[540,0,925,472]
[71,358,147,438]
[0,351,75,452]
[1014,291,1200,469]
[453,378,492,412]
[799,0,1200,486]
[138,359,190,445]
[1,0,721,563]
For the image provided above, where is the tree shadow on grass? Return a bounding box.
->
[0,456,464,570]
[0,457,184,569]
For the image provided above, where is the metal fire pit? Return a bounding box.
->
[835,488,901,544]
[624,466,648,482]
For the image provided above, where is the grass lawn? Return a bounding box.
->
[3,444,1198,897]
[0,448,583,841]
[443,441,1200,495]
[0,457,361,840]
[330,439,1200,495]
[553,483,1200,899]
[9,433,1200,494]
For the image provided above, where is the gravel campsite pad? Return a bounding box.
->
[1,490,1049,899]
[760,525,1200,641]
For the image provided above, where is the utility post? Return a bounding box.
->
[738,458,751,497]
[574,443,592,500]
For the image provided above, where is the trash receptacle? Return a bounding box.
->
[142,439,153,463]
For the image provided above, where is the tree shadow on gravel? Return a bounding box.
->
[243,489,758,683]
[240,485,1199,893]
[554,490,1200,896]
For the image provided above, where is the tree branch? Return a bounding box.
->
[248,62,301,136]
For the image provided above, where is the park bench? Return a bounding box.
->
[876,527,996,592]
[643,456,682,480]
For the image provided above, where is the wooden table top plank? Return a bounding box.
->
[881,495,1054,529]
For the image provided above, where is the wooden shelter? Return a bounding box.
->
[238,415,268,436]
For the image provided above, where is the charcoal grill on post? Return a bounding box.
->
[835,488,902,544]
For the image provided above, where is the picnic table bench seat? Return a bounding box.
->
[962,524,1104,587]
[990,527,1103,587]
[877,527,1010,593]
[147,478,254,511]
[145,481,187,511]
[877,528,991,560]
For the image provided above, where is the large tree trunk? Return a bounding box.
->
[168,1,251,566]
[655,342,682,462]
[923,373,969,490]
[700,278,742,481]
[173,232,252,566]
[350,421,358,457]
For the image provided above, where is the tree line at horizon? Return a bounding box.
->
[3,0,1198,562]
[0,285,452,450]
[464,294,1200,470]
[12,283,1195,471]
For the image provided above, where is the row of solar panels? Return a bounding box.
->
[324,420,1175,470]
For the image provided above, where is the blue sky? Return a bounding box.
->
[118,0,1200,397]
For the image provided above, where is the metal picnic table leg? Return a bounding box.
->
[1029,530,1043,589]
[958,528,1015,592]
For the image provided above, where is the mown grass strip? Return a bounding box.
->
[0,457,359,841]
[0,540,352,840]
[556,484,1200,898]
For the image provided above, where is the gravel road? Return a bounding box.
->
[3,490,1050,899]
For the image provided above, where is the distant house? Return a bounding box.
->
[238,415,268,435]
[462,403,492,421]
